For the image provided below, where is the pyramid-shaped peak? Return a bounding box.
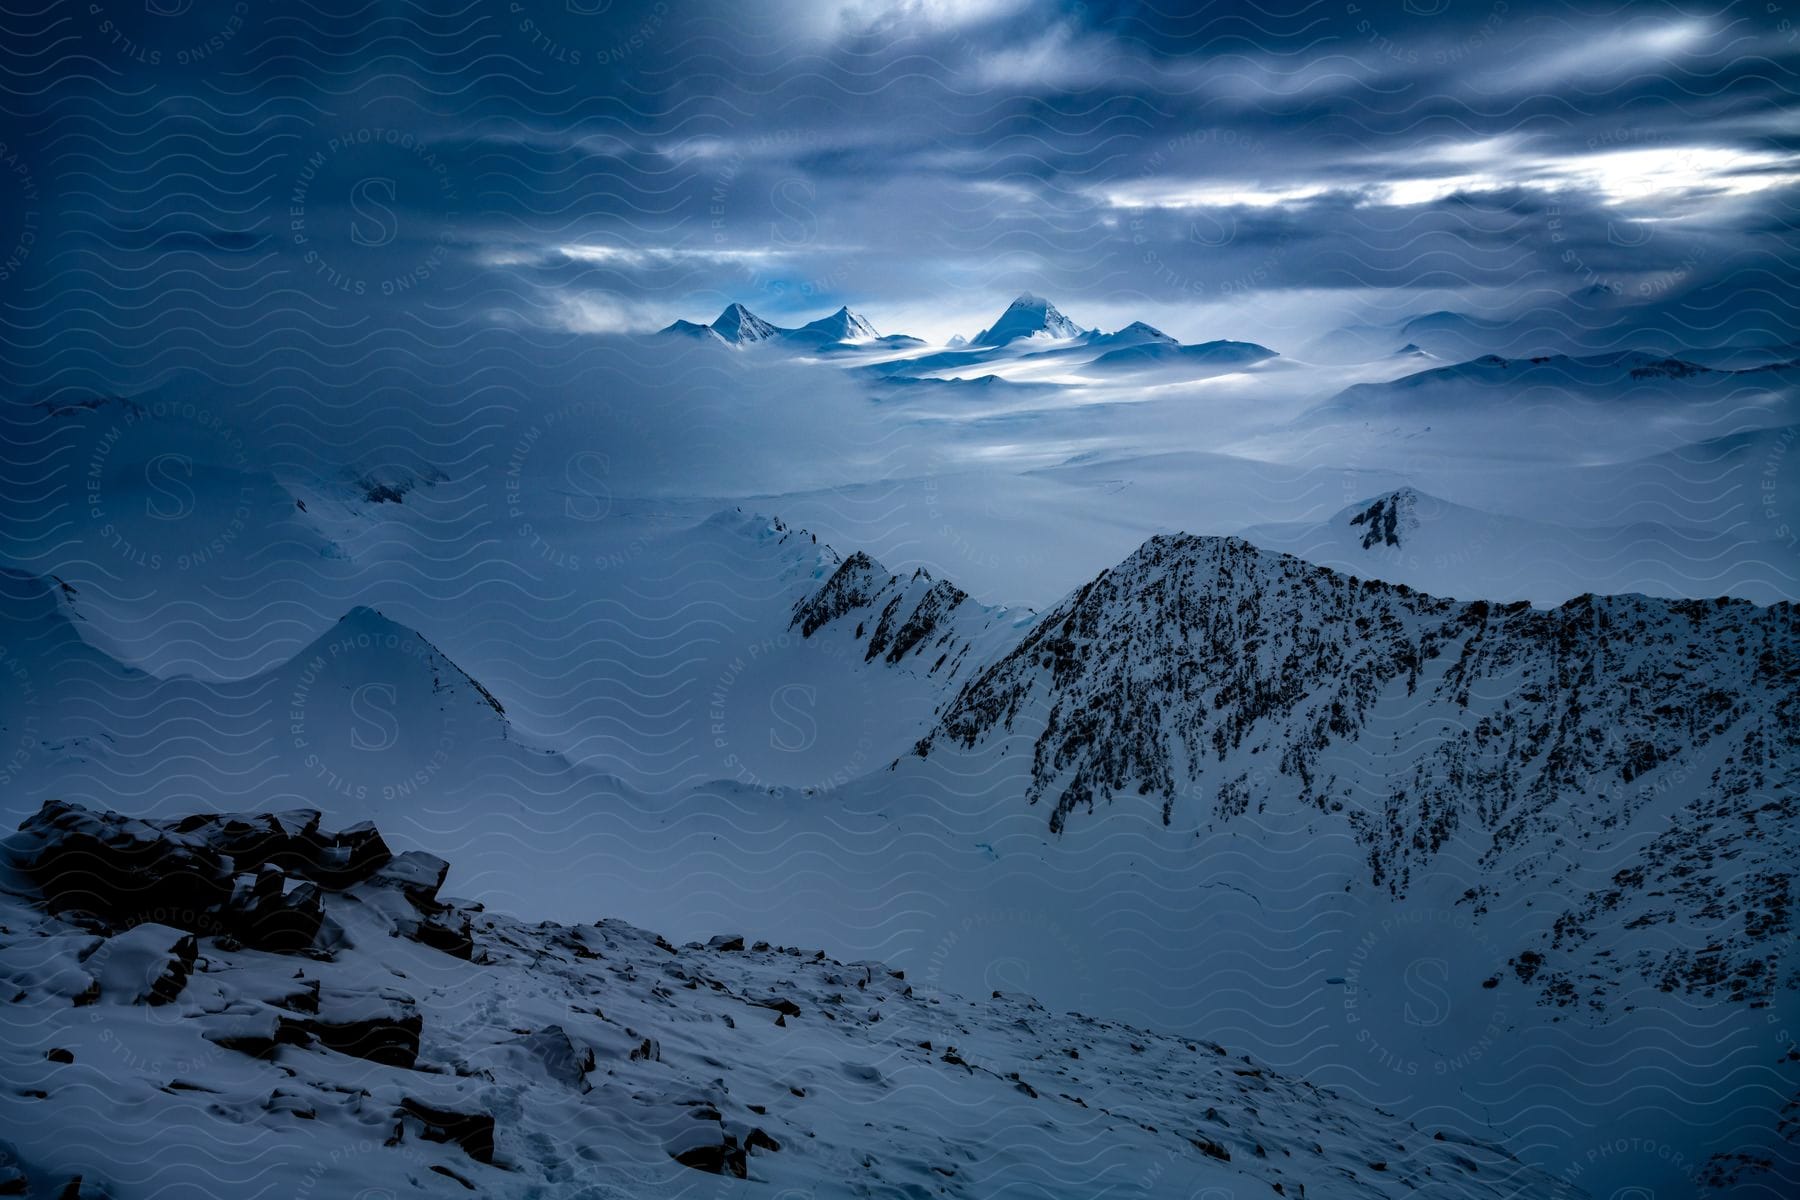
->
[711,303,782,344]
[973,293,1084,346]
[798,306,881,341]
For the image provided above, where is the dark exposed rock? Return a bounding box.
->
[790,550,989,682]
[284,987,422,1068]
[89,924,197,1006]
[400,1098,495,1163]
[368,851,451,909]
[673,1139,747,1179]
[20,802,233,931]
[511,1025,594,1089]
[13,802,400,955]
[229,870,325,953]
[1348,490,1414,550]
[410,912,475,960]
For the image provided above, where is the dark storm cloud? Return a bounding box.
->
[1,0,1794,385]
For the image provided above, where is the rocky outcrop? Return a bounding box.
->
[0,802,1558,1199]
[1349,489,1417,550]
[15,803,400,947]
[790,550,1011,687]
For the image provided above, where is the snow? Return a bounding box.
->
[970,292,1086,346]
[0,802,1561,1199]
[3,293,1797,1197]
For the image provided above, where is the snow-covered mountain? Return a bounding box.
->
[1317,351,1785,414]
[1083,320,1176,349]
[789,550,1023,686]
[971,292,1086,346]
[6,506,1797,1195]
[653,317,726,344]
[0,510,1021,814]
[1237,487,1800,605]
[708,301,783,345]
[654,302,784,345]
[0,800,1558,1199]
[656,302,918,352]
[1089,338,1278,373]
[917,533,1796,1003]
[792,305,880,343]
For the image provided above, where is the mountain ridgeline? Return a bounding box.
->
[913,534,1798,1009]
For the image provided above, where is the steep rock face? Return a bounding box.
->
[0,803,1558,1199]
[916,535,1799,1007]
[790,550,1014,688]
[1348,488,1418,549]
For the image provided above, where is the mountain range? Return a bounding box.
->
[4,293,1798,1197]
[659,293,1282,386]
[3,496,1795,1195]
[659,302,904,349]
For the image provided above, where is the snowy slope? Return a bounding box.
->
[0,801,1558,1199]
[6,523,1797,1196]
[788,305,881,345]
[970,293,1086,346]
[707,302,784,345]
[0,516,1024,834]
[886,533,1800,1194]
[1087,339,1279,375]
[1238,486,1800,605]
[1315,352,1798,424]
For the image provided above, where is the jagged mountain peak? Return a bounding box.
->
[1087,320,1178,349]
[711,302,782,344]
[972,293,1085,346]
[797,305,880,341]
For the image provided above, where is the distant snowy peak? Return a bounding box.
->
[710,302,783,345]
[1086,320,1176,349]
[795,306,880,342]
[1347,488,1420,550]
[972,292,1085,346]
[1089,339,1277,372]
[657,318,727,345]
[658,304,905,349]
[1323,349,1754,409]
